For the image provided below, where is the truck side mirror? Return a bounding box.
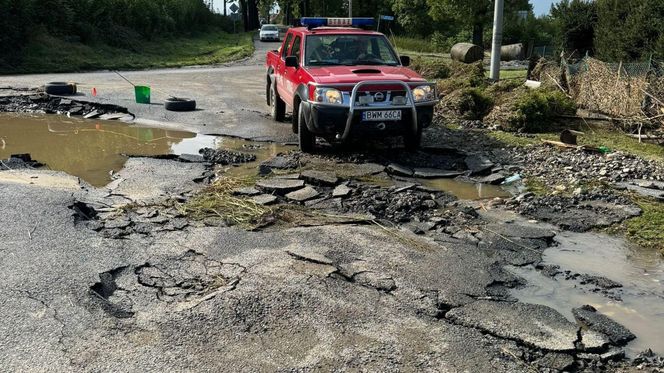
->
[285,56,299,68]
[400,56,411,67]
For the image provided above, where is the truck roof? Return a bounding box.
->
[289,27,384,36]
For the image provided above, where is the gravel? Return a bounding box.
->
[199,148,256,165]
[510,146,664,185]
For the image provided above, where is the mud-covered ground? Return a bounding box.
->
[2,40,664,372]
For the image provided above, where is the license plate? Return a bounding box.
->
[362,110,402,121]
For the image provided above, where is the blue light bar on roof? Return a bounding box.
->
[301,17,375,28]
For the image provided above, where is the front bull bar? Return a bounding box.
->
[341,80,419,141]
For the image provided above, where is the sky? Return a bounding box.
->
[532,0,559,16]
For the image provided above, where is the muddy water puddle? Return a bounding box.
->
[1,113,511,199]
[0,113,218,187]
[509,232,664,356]
[421,178,509,200]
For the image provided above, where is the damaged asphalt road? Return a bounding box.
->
[0,153,656,372]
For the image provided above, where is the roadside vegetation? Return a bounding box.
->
[4,31,254,74]
[625,198,664,253]
[0,0,246,73]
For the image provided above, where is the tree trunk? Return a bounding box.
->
[472,23,484,47]
[249,0,260,30]
[240,0,249,31]
[285,3,292,26]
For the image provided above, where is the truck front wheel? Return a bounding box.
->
[270,83,285,122]
[298,104,315,153]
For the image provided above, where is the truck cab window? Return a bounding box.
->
[281,34,293,59]
[290,36,302,62]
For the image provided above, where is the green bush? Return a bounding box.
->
[458,88,494,119]
[512,90,576,132]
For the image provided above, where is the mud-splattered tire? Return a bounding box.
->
[298,104,315,153]
[45,82,76,95]
[270,83,285,122]
[403,127,422,151]
[165,98,197,112]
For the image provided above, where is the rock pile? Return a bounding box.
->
[0,154,43,170]
[199,148,256,165]
[0,93,130,118]
[511,146,664,187]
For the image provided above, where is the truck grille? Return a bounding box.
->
[354,90,407,104]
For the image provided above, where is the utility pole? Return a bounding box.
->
[349,0,352,17]
[489,0,504,81]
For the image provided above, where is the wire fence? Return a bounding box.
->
[550,55,664,127]
[564,57,655,78]
[532,46,556,59]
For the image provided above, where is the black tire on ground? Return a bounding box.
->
[298,104,315,153]
[403,127,422,151]
[165,98,197,112]
[270,83,285,122]
[45,82,76,95]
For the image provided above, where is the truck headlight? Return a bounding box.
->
[314,88,343,104]
[412,85,435,102]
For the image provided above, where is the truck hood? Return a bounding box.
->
[306,66,427,85]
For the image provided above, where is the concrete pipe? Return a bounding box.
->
[450,43,484,64]
[501,43,525,61]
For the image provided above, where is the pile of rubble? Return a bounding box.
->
[0,93,131,119]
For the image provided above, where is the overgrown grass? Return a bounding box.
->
[488,125,664,162]
[573,127,664,161]
[390,36,447,55]
[179,176,272,228]
[487,131,544,147]
[486,69,528,80]
[3,31,254,74]
[624,197,664,253]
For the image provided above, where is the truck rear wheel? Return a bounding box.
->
[298,104,315,153]
[270,83,285,122]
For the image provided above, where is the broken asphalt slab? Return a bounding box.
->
[465,155,495,175]
[615,179,664,201]
[285,185,319,202]
[300,170,338,185]
[446,300,609,352]
[573,305,636,345]
[255,178,305,194]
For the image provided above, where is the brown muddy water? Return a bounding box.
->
[0,113,218,187]
[509,231,664,356]
[422,178,509,200]
[1,114,511,200]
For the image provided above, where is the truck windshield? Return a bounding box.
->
[305,34,400,67]
[262,26,278,31]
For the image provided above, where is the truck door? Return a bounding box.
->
[277,33,294,99]
[282,35,302,106]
